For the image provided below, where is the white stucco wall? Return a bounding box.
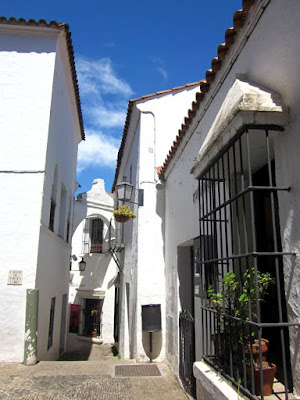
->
[115,85,199,361]
[0,31,57,362]
[0,26,82,362]
[118,119,140,359]
[67,179,117,349]
[35,35,81,361]
[164,0,300,396]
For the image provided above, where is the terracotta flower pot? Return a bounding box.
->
[247,362,276,396]
[92,330,97,338]
[246,338,269,361]
[114,214,130,223]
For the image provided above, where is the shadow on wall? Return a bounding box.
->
[76,254,111,289]
[156,184,165,263]
[142,331,162,361]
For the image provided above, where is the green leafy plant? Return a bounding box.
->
[208,268,276,396]
[208,267,274,322]
[208,267,275,349]
[113,205,136,219]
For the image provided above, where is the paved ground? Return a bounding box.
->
[0,344,188,400]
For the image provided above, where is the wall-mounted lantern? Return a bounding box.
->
[116,182,144,206]
[78,258,86,272]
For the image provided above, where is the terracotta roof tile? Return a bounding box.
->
[130,81,200,103]
[217,43,229,60]
[158,0,256,178]
[200,80,210,93]
[205,69,216,84]
[225,28,236,46]
[0,17,85,140]
[233,10,247,32]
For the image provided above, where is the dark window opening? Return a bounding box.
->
[49,199,56,232]
[253,163,293,391]
[66,219,70,243]
[82,298,102,337]
[197,125,296,399]
[90,218,103,253]
[82,218,104,254]
[48,297,56,350]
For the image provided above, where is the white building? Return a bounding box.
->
[0,18,84,363]
[158,0,300,398]
[68,178,117,349]
[111,83,200,361]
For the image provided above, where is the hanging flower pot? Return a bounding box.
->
[114,214,130,223]
[113,205,136,223]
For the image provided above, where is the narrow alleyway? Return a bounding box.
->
[0,344,188,400]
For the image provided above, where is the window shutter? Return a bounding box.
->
[82,218,90,254]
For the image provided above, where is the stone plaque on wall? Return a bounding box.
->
[7,270,23,285]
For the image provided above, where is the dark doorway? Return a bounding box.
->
[177,245,194,317]
[83,298,102,337]
[178,243,196,398]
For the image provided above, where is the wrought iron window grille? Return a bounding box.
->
[196,125,299,399]
[82,218,104,254]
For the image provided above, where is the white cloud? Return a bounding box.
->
[85,105,126,128]
[77,57,134,97]
[157,66,168,81]
[77,129,119,172]
[150,56,168,81]
[76,57,133,172]
[104,42,115,48]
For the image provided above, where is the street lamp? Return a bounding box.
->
[116,182,144,206]
[78,258,86,272]
[116,182,134,202]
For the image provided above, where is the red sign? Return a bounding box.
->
[69,304,80,333]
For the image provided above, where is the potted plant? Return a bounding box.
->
[92,328,97,338]
[113,205,136,223]
[247,360,277,396]
[208,267,276,396]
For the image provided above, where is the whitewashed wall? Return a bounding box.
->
[0,27,81,362]
[164,0,300,396]
[0,32,57,362]
[35,35,81,361]
[115,85,199,361]
[68,179,117,348]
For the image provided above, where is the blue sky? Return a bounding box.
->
[2,0,242,194]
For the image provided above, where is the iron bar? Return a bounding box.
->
[266,131,289,399]
[203,356,259,400]
[196,125,295,398]
[199,185,290,222]
[199,251,296,265]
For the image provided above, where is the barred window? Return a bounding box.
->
[82,218,104,254]
[196,125,297,399]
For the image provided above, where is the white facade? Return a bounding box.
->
[161,0,300,398]
[0,20,83,363]
[67,179,117,348]
[112,84,200,361]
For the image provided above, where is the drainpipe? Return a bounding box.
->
[24,289,39,365]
